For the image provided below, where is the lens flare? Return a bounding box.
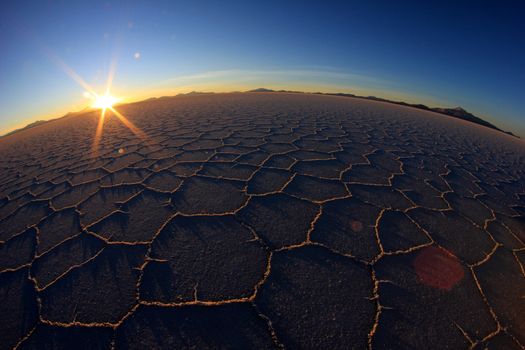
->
[39,44,149,157]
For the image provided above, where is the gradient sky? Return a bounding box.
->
[0,1,524,136]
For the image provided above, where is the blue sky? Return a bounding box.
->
[0,1,524,135]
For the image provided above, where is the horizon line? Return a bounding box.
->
[1,87,521,140]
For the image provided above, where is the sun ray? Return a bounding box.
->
[41,45,99,98]
[39,44,150,156]
[109,107,150,142]
[105,54,118,96]
[91,107,107,157]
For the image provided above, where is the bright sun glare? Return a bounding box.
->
[92,94,120,109]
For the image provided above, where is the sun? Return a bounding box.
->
[92,94,120,109]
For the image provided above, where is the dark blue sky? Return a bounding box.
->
[1,1,524,135]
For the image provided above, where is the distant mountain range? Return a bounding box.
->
[249,88,517,137]
[0,109,90,139]
[176,90,214,96]
[2,120,49,138]
[2,89,517,139]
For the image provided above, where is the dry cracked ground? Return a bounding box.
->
[0,93,524,349]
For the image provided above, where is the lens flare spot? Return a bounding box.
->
[351,220,363,232]
[413,246,464,291]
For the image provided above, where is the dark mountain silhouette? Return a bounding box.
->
[246,89,516,137]
[2,120,49,138]
[248,88,275,93]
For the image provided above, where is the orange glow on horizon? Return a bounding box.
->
[36,43,151,156]
[92,94,120,109]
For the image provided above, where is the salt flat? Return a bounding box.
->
[0,93,524,349]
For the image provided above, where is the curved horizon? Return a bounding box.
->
[1,1,524,137]
[2,88,520,143]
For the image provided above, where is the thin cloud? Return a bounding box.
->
[146,68,449,108]
[152,68,392,88]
